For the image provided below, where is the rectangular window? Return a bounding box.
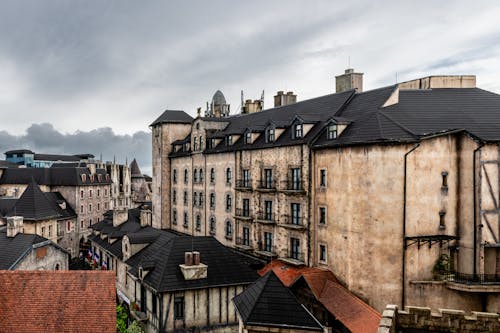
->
[226,194,232,211]
[264,169,273,188]
[174,297,184,320]
[80,190,84,199]
[291,168,301,190]
[320,169,327,187]
[173,169,177,183]
[184,170,188,184]
[291,203,301,225]
[265,201,273,220]
[172,210,177,225]
[327,124,338,140]
[295,123,303,139]
[291,237,300,260]
[183,212,188,227]
[266,128,275,143]
[89,204,92,212]
[41,226,45,236]
[97,189,100,197]
[48,225,52,237]
[319,207,326,225]
[243,227,250,246]
[80,205,84,213]
[226,135,232,146]
[89,189,93,198]
[319,244,327,262]
[245,132,252,144]
[264,232,273,252]
[172,189,177,204]
[243,199,250,217]
[97,203,100,211]
[210,193,215,209]
[210,168,215,183]
[243,169,250,187]
[183,191,188,205]
[226,168,232,184]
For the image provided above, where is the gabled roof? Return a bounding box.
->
[10,180,60,221]
[0,229,48,269]
[126,236,259,292]
[233,270,323,331]
[150,110,193,126]
[0,271,115,332]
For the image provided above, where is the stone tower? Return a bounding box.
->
[150,110,193,229]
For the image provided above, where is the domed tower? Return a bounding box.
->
[205,90,230,118]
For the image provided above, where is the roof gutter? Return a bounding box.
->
[402,143,420,309]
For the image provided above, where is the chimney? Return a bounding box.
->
[335,68,363,93]
[140,209,152,227]
[242,99,263,114]
[7,216,23,238]
[179,250,207,280]
[274,91,297,107]
[113,208,128,227]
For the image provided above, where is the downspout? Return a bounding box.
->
[473,142,484,278]
[306,144,312,267]
[402,143,420,309]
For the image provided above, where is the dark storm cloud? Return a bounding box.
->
[0,123,152,174]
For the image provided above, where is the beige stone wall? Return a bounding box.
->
[16,243,69,270]
[152,123,192,229]
[312,134,493,312]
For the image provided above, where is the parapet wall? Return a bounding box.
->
[378,304,500,333]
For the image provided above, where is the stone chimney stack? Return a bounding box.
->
[242,99,263,114]
[7,216,23,238]
[113,208,128,227]
[336,68,363,93]
[274,91,297,107]
[140,209,152,227]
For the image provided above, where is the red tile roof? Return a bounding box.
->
[0,271,116,333]
[259,260,380,333]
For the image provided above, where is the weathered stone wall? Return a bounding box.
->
[16,243,68,270]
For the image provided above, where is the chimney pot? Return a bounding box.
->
[193,251,200,265]
[184,252,193,266]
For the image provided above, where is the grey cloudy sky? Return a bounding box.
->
[1,0,500,172]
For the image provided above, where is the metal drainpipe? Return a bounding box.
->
[306,144,312,267]
[402,143,420,309]
[473,142,484,278]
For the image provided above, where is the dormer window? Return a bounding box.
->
[244,132,252,144]
[294,123,303,139]
[226,135,232,146]
[266,128,275,143]
[327,124,338,140]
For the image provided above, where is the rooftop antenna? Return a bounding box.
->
[261,90,265,109]
[396,72,398,83]
[241,90,244,113]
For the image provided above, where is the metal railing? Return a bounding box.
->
[235,208,251,218]
[236,237,252,248]
[281,215,306,228]
[235,179,252,189]
[436,269,500,284]
[280,180,304,191]
[257,180,276,190]
[255,212,276,223]
[286,250,305,262]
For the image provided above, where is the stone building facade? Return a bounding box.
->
[151,72,500,313]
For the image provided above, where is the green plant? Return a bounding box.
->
[432,254,451,279]
[116,304,128,333]
[127,321,145,333]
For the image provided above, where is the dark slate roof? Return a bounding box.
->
[0,199,16,217]
[5,149,34,155]
[0,167,111,186]
[315,87,500,148]
[44,192,77,220]
[150,110,193,126]
[233,270,322,330]
[10,180,60,221]
[0,229,48,269]
[34,154,81,162]
[130,159,143,178]
[126,236,259,292]
[0,160,19,169]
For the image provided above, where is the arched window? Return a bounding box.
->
[210,168,215,183]
[193,169,198,183]
[184,169,189,183]
[210,217,216,234]
[199,169,204,182]
[225,194,232,211]
[193,192,198,206]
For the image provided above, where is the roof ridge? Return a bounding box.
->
[377,110,418,138]
[245,270,273,321]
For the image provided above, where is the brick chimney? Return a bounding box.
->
[6,216,23,238]
[336,68,363,93]
[179,250,207,280]
[274,91,297,107]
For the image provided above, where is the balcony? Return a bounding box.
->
[235,237,253,251]
[281,250,305,266]
[279,215,307,230]
[234,208,252,221]
[235,179,252,191]
[255,212,276,224]
[280,180,306,194]
[436,270,500,293]
[255,244,277,258]
[256,180,276,192]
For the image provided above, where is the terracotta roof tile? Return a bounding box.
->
[0,271,116,333]
[259,260,380,333]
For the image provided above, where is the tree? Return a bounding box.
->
[127,321,145,333]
